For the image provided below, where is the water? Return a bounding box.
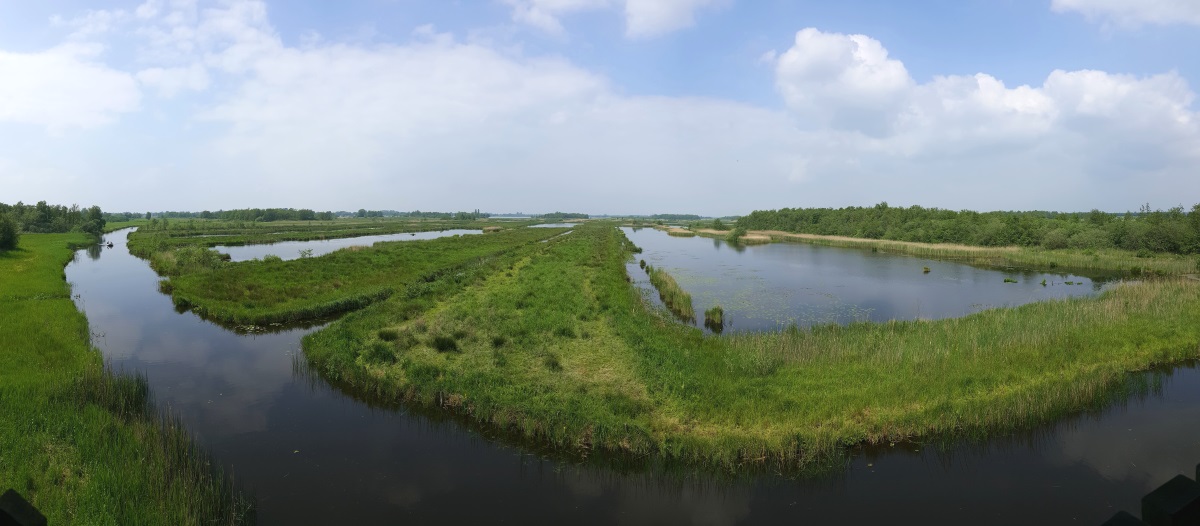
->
[65,228,1200,524]
[623,227,1114,332]
[531,223,579,228]
[213,229,481,261]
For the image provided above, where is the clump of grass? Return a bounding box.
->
[1004,278,1018,283]
[377,328,399,341]
[704,305,724,333]
[542,351,563,372]
[923,266,931,274]
[644,264,695,321]
[430,334,460,353]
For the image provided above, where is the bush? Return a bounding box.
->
[1041,228,1070,250]
[1068,228,1113,250]
[0,213,18,251]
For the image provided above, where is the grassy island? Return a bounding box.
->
[126,218,1200,471]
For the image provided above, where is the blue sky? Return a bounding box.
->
[1,0,1198,215]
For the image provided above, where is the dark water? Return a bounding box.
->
[66,229,1200,525]
[214,229,481,262]
[531,223,579,228]
[623,227,1113,332]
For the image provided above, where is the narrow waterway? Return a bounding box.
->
[65,228,1200,524]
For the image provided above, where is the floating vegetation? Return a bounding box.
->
[1003,278,1018,283]
[923,266,931,274]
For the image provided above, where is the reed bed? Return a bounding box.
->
[645,264,695,321]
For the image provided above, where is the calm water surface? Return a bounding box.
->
[623,227,1113,332]
[214,229,481,261]
[65,228,1200,524]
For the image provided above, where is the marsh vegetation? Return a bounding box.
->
[0,233,251,524]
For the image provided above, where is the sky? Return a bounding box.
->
[0,0,1198,216]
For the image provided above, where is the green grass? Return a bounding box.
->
[0,233,252,524]
[139,218,1200,471]
[151,227,566,325]
[298,222,1200,471]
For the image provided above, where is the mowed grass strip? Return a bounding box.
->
[303,222,1200,471]
[0,233,252,524]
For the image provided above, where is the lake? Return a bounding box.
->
[622,227,1114,332]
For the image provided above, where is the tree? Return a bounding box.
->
[146,211,152,220]
[0,214,18,250]
[81,206,106,238]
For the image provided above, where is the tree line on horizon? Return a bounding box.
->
[0,201,106,250]
[736,203,1200,255]
[110,208,495,222]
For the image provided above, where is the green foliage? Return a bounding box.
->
[737,202,1200,255]
[0,213,18,250]
[726,227,747,244]
[709,218,730,231]
[0,200,105,237]
[535,212,589,220]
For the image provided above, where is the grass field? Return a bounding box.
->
[299,222,1200,470]
[153,226,566,325]
[0,233,252,524]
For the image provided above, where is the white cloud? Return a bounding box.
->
[623,0,728,38]
[137,63,211,97]
[3,2,1198,215]
[1051,0,1200,27]
[503,0,726,38]
[0,43,140,132]
[768,28,1200,207]
[774,28,913,135]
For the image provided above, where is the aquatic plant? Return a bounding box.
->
[646,264,695,321]
[704,305,725,333]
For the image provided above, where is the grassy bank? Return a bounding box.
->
[691,228,1196,275]
[301,222,1200,470]
[0,233,252,524]
[155,227,565,325]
